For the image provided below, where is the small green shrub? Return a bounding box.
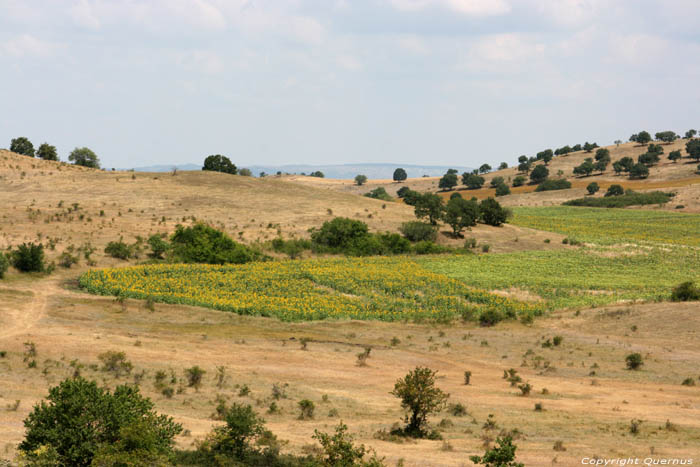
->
[671,281,700,302]
[11,243,45,272]
[104,241,132,260]
[605,184,624,197]
[412,241,450,255]
[535,179,572,192]
[626,353,643,370]
[0,253,9,278]
[399,221,437,242]
[298,399,315,420]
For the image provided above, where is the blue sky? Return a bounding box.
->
[1,0,699,169]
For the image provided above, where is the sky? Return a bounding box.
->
[1,0,699,169]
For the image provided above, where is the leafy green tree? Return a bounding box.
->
[684,129,697,139]
[512,175,526,187]
[202,154,237,174]
[612,161,623,174]
[655,131,678,143]
[498,162,508,170]
[0,253,9,279]
[147,234,170,259]
[10,136,35,157]
[399,221,437,242]
[479,198,509,226]
[438,172,458,191]
[555,145,572,156]
[517,161,530,173]
[668,150,682,162]
[414,194,444,225]
[364,187,393,201]
[11,243,45,272]
[517,155,528,164]
[626,353,643,370]
[594,158,609,173]
[671,281,700,302]
[443,197,479,236]
[391,367,449,438]
[310,171,324,178]
[572,144,582,151]
[462,173,485,189]
[238,168,252,176]
[478,164,492,174]
[311,218,369,249]
[594,148,610,161]
[573,159,594,177]
[529,165,549,184]
[36,143,58,161]
[495,184,510,196]
[634,131,652,145]
[605,184,624,197]
[104,241,132,260]
[470,435,524,467]
[583,142,598,153]
[203,403,265,459]
[638,152,659,166]
[355,174,368,186]
[396,186,411,198]
[393,168,407,183]
[686,139,700,161]
[68,147,100,168]
[618,156,635,172]
[313,422,384,467]
[647,143,664,156]
[586,182,599,195]
[19,377,181,466]
[629,163,649,179]
[489,176,504,188]
[170,223,260,264]
[401,189,421,206]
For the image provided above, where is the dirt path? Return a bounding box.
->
[0,279,64,339]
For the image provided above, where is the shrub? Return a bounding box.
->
[448,403,467,416]
[490,176,504,188]
[470,435,524,467]
[355,174,368,186]
[271,238,311,259]
[364,187,393,201]
[586,182,600,195]
[671,282,700,302]
[104,241,132,260]
[298,399,315,420]
[11,243,45,272]
[147,234,170,259]
[535,179,571,192]
[37,143,58,161]
[396,186,411,198]
[377,233,411,254]
[605,184,624,197]
[18,377,181,466]
[564,191,673,208]
[399,221,437,242]
[479,198,509,226]
[68,147,100,168]
[681,378,695,386]
[202,154,237,174]
[512,175,526,187]
[313,422,383,467]
[412,241,450,255]
[390,367,449,438]
[529,165,549,184]
[170,223,261,264]
[185,366,206,390]
[0,253,9,279]
[10,136,35,157]
[393,168,407,182]
[495,184,510,196]
[626,353,643,370]
[312,217,369,249]
[479,308,503,327]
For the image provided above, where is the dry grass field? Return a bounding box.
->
[1,148,699,465]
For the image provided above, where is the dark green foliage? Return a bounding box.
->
[479,164,492,174]
[443,197,479,236]
[19,377,181,466]
[638,152,660,166]
[517,162,531,173]
[312,218,369,249]
[618,156,635,172]
[10,136,35,157]
[605,184,624,197]
[170,223,261,264]
[11,243,45,272]
[573,159,594,177]
[512,175,526,187]
[594,148,610,161]
[495,184,510,196]
[626,353,643,370]
[0,253,9,279]
[671,282,700,302]
[631,131,651,145]
[203,403,266,459]
[438,172,458,191]
[309,171,324,178]
[564,191,673,208]
[412,241,450,255]
[529,165,549,184]
[586,182,600,195]
[364,187,393,201]
[36,143,58,161]
[271,238,312,259]
[391,367,449,438]
[685,129,697,139]
[555,145,572,156]
[469,436,524,467]
[239,168,252,176]
[68,147,100,168]
[313,422,383,467]
[148,234,170,259]
[583,142,598,153]
[396,186,411,198]
[393,168,407,182]
[534,179,571,192]
[479,198,509,227]
[498,162,508,170]
[355,174,368,186]
[450,192,462,199]
[629,163,649,179]
[185,366,206,389]
[414,193,444,225]
[105,240,132,260]
[668,150,682,162]
[479,308,503,327]
[462,173,485,189]
[399,221,437,242]
[655,131,678,143]
[687,139,700,161]
[490,176,504,188]
[203,154,237,174]
[594,158,609,173]
[298,399,315,420]
[572,144,582,151]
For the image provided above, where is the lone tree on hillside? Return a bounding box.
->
[443,196,479,236]
[687,139,700,161]
[685,129,697,139]
[438,172,458,191]
[479,164,492,174]
[391,367,449,438]
[631,131,652,146]
[393,168,407,183]
[354,174,368,186]
[655,131,678,143]
[10,136,35,157]
[462,173,485,189]
[529,164,549,184]
[573,159,594,177]
[586,182,599,195]
[498,162,508,170]
[68,147,100,168]
[470,435,524,467]
[37,143,58,161]
[414,193,444,225]
[668,150,682,163]
[480,197,509,226]
[203,154,237,174]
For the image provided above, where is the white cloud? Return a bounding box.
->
[468,33,545,63]
[70,0,101,30]
[176,50,224,74]
[395,35,429,55]
[388,0,510,16]
[1,34,61,58]
[530,0,610,28]
[336,55,362,71]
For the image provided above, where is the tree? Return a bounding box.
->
[355,174,368,186]
[647,143,664,156]
[498,162,508,170]
[462,173,485,189]
[310,171,325,178]
[572,144,582,151]
[203,154,237,174]
[635,131,652,145]
[586,182,600,195]
[583,142,598,153]
[170,223,260,264]
[414,194,444,225]
[391,367,449,438]
[618,156,635,172]
[311,217,369,248]
[655,131,678,143]
[605,184,624,197]
[489,176,504,188]
[469,435,524,467]
[393,168,407,183]
[629,163,649,179]
[594,158,609,173]
[19,377,181,466]
[668,150,682,162]
[542,151,553,165]
[239,168,252,176]
[517,161,531,173]
[626,353,643,370]
[686,139,700,161]
[684,129,697,139]
[612,161,623,175]
[205,403,266,459]
[614,139,622,146]
[36,143,58,161]
[10,136,35,157]
[478,164,492,174]
[11,243,45,272]
[147,234,169,259]
[443,197,479,236]
[68,147,100,168]
[512,175,526,187]
[313,422,383,467]
[495,184,510,196]
[479,198,508,226]
[396,186,411,198]
[529,165,549,184]
[638,152,659,166]
[0,253,8,279]
[517,155,528,164]
[573,159,594,177]
[594,148,610,161]
[438,172,458,191]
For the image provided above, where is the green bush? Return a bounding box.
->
[170,223,261,264]
[479,198,509,227]
[586,182,600,195]
[377,233,412,254]
[10,136,35,157]
[0,253,9,279]
[104,241,132,260]
[412,241,450,255]
[11,243,45,272]
[479,308,503,327]
[626,353,643,370]
[147,234,170,259]
[202,154,237,174]
[564,191,673,208]
[364,187,393,201]
[271,238,312,259]
[512,175,526,187]
[311,218,369,250]
[443,197,479,236]
[390,367,448,438]
[495,184,511,196]
[671,281,700,302]
[470,435,523,467]
[605,184,624,197]
[535,179,571,192]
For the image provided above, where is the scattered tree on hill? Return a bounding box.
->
[629,163,649,179]
[309,171,324,178]
[631,131,652,145]
[583,142,598,153]
[364,187,392,201]
[68,147,100,168]
[11,243,45,272]
[573,159,594,177]
[313,422,384,467]
[586,182,599,195]
[390,367,449,438]
[684,129,697,139]
[238,168,252,176]
[19,377,181,466]
[393,168,407,183]
[626,353,643,370]
[536,149,553,164]
[10,136,35,157]
[555,145,572,156]
[605,184,624,197]
[612,161,624,175]
[572,144,582,151]
[512,175,526,187]
[614,139,622,146]
[517,161,531,173]
[529,165,549,184]
[495,183,510,196]
[203,154,237,174]
[655,131,678,143]
[479,164,492,174]
[170,223,260,264]
[470,435,524,467]
[443,197,479,236]
[490,176,504,188]
[414,193,444,225]
[462,173,485,189]
[594,158,609,173]
[638,152,660,166]
[438,172,458,191]
[517,155,528,164]
[396,186,411,198]
[668,150,682,163]
[594,148,610,161]
[355,174,368,186]
[479,198,509,226]
[498,162,508,170]
[37,143,58,161]
[686,139,700,161]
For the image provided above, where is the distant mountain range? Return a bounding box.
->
[122,163,474,180]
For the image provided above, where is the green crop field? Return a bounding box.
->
[511,206,700,246]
